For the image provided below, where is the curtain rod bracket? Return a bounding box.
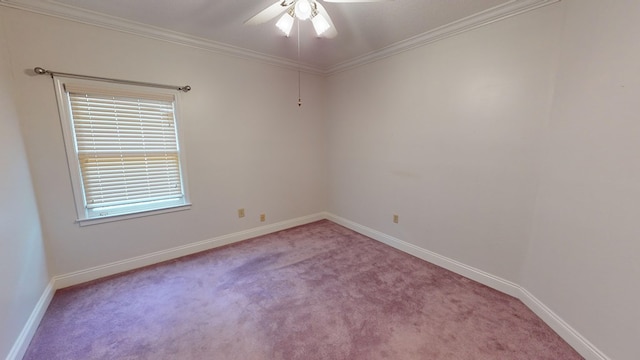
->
[33,67,191,93]
[34,67,48,75]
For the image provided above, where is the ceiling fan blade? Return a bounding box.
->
[244,1,290,25]
[323,0,392,3]
[314,1,338,38]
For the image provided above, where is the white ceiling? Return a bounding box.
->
[0,0,558,73]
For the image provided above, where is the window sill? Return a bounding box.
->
[76,203,192,227]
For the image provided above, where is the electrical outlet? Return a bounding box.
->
[238,208,245,218]
[260,213,266,222]
[393,214,399,224]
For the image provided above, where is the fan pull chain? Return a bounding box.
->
[298,70,301,107]
[297,20,302,107]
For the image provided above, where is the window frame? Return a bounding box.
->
[54,76,191,226]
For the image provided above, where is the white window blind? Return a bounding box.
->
[57,80,190,223]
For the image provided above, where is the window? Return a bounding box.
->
[54,77,190,225]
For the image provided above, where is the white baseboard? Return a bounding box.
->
[324,212,610,360]
[324,213,521,297]
[518,288,611,360]
[6,213,324,360]
[53,212,325,289]
[5,280,55,360]
[12,212,609,360]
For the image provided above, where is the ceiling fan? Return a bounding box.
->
[245,0,390,38]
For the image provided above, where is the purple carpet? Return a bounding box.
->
[24,220,583,359]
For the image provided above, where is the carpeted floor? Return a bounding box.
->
[24,220,583,359]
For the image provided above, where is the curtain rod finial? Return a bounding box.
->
[34,67,48,75]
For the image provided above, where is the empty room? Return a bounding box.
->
[1,0,637,359]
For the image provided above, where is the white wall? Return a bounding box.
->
[522,0,640,359]
[0,7,328,276]
[326,4,563,283]
[327,0,640,357]
[0,14,50,359]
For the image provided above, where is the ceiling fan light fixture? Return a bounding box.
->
[295,0,312,20]
[311,13,330,36]
[276,11,295,36]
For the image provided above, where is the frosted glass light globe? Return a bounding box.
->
[295,0,312,20]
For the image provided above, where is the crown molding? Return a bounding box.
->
[0,0,324,75]
[325,0,561,74]
[0,0,560,76]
